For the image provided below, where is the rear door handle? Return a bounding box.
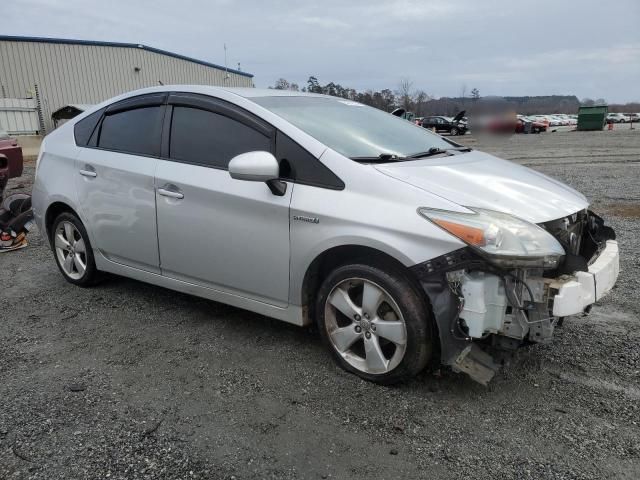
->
[157,185,184,199]
[79,165,97,178]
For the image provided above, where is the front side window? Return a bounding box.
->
[98,106,163,156]
[252,96,455,160]
[169,107,271,168]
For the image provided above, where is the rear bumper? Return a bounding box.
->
[549,240,620,317]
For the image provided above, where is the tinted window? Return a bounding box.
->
[169,107,271,168]
[98,106,164,156]
[74,109,104,147]
[275,132,343,189]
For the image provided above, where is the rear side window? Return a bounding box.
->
[98,106,164,156]
[275,132,344,190]
[169,106,271,168]
[74,109,104,147]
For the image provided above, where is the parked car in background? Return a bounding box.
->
[420,111,467,135]
[478,114,518,134]
[33,86,620,386]
[547,115,564,127]
[531,115,551,127]
[0,129,23,192]
[515,117,547,133]
[607,113,628,123]
[555,114,573,126]
[626,113,639,122]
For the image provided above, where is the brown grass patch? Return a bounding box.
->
[601,203,640,219]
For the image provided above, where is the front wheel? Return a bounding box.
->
[450,127,459,136]
[316,263,433,384]
[51,212,100,286]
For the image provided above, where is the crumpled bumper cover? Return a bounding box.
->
[549,240,619,317]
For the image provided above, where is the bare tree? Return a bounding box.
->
[460,84,467,104]
[413,90,429,116]
[273,78,291,90]
[471,88,480,100]
[398,78,414,111]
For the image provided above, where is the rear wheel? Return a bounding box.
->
[51,212,99,286]
[316,263,432,384]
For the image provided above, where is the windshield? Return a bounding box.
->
[252,96,456,160]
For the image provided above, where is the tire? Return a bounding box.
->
[450,127,459,136]
[315,262,433,384]
[51,211,100,287]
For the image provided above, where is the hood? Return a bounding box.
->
[375,150,589,223]
[452,110,466,123]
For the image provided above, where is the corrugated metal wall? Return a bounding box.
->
[0,40,254,133]
[0,98,40,134]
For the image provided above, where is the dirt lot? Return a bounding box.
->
[1,128,639,479]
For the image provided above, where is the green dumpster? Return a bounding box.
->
[577,105,607,131]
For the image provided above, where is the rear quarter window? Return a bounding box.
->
[74,109,104,147]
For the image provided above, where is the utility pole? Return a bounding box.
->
[224,43,230,83]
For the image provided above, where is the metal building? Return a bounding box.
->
[0,35,254,134]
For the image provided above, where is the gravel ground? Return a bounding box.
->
[1,128,639,479]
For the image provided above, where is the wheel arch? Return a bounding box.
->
[44,201,81,243]
[299,244,426,326]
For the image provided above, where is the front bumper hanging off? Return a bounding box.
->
[548,240,619,317]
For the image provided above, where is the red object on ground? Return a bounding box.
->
[0,136,23,179]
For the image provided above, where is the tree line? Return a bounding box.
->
[270,76,638,116]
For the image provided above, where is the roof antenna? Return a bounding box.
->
[158,80,164,86]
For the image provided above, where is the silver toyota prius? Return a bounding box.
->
[32,86,620,385]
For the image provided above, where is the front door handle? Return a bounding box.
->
[157,185,184,199]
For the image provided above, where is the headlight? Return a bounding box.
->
[418,207,565,268]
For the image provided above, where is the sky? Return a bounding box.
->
[5,0,640,103]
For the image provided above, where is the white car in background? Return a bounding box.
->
[607,113,628,123]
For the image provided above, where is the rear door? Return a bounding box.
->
[422,117,436,129]
[75,93,166,273]
[155,93,292,306]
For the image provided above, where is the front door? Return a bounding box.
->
[75,95,165,273]
[155,95,291,306]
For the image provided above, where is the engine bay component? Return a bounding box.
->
[412,208,619,385]
[454,271,507,338]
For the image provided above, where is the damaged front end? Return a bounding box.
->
[413,209,619,385]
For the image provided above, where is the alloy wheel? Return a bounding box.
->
[54,221,87,280]
[324,278,407,374]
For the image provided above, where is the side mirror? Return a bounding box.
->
[228,151,287,196]
[228,151,279,182]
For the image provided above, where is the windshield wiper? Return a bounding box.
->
[408,146,472,159]
[350,153,407,163]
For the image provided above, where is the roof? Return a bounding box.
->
[0,35,253,78]
[223,88,326,98]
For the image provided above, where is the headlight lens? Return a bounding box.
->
[418,207,565,268]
